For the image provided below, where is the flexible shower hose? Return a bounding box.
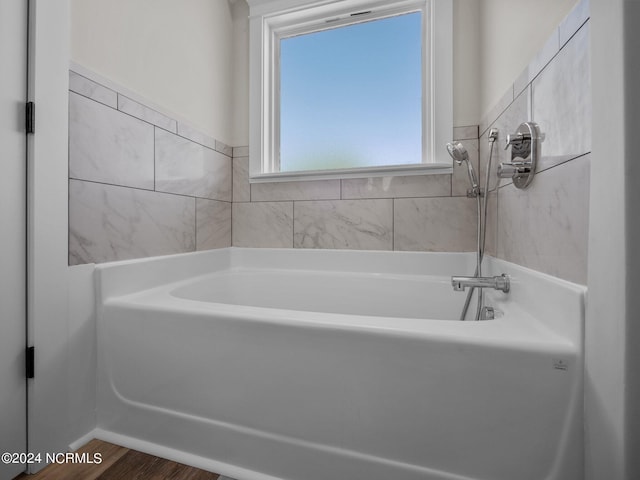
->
[459,137,496,320]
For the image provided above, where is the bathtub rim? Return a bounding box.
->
[95,247,586,347]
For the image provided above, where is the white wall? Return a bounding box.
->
[478,0,579,117]
[71,0,235,145]
[587,2,640,478]
[231,0,250,147]
[452,0,481,127]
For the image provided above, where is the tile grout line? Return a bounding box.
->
[153,126,156,192]
[391,198,395,251]
[292,200,296,248]
[69,177,231,203]
[193,196,197,252]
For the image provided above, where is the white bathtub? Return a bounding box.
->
[95,248,585,480]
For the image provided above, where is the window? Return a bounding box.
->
[248,0,452,182]
[280,12,422,172]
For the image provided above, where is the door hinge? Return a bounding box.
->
[26,346,34,379]
[25,101,35,134]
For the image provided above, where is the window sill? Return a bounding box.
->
[249,163,453,184]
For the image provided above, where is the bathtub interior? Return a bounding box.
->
[94,248,586,480]
[169,268,466,320]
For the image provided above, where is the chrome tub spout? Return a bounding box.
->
[451,274,510,293]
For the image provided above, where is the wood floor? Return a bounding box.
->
[14,439,229,480]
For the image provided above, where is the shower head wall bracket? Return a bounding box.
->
[497,121,542,189]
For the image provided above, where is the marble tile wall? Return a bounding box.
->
[479,0,590,284]
[231,124,480,252]
[68,70,232,265]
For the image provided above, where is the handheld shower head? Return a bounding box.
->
[446,141,479,192]
[446,141,469,165]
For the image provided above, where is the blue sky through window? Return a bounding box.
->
[279,12,423,172]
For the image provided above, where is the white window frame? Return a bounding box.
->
[248,0,452,183]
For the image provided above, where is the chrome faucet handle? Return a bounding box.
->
[504,132,527,150]
[497,161,532,178]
